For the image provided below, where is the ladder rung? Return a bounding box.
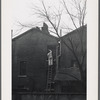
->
[47,65,54,91]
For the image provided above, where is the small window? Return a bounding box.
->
[20,61,26,75]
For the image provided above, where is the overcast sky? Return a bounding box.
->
[12,0,87,37]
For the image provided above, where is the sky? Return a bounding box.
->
[12,0,87,38]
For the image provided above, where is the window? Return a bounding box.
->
[20,61,26,75]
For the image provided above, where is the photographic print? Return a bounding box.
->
[12,0,87,100]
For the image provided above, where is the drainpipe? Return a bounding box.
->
[56,29,62,74]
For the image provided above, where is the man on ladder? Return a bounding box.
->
[47,49,53,66]
[46,49,54,92]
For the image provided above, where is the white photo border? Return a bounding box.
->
[1,0,98,100]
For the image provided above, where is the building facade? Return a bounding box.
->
[12,23,59,92]
[12,23,86,93]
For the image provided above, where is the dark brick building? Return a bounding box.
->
[54,25,86,93]
[12,23,86,93]
[12,23,58,92]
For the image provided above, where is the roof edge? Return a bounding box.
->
[12,27,58,41]
[62,24,87,38]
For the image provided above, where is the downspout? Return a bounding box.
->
[56,29,62,74]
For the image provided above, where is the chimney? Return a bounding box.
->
[42,22,50,34]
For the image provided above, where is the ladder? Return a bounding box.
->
[46,65,54,92]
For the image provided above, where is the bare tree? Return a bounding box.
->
[62,0,87,82]
[15,0,87,82]
[30,0,87,82]
[31,0,63,36]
